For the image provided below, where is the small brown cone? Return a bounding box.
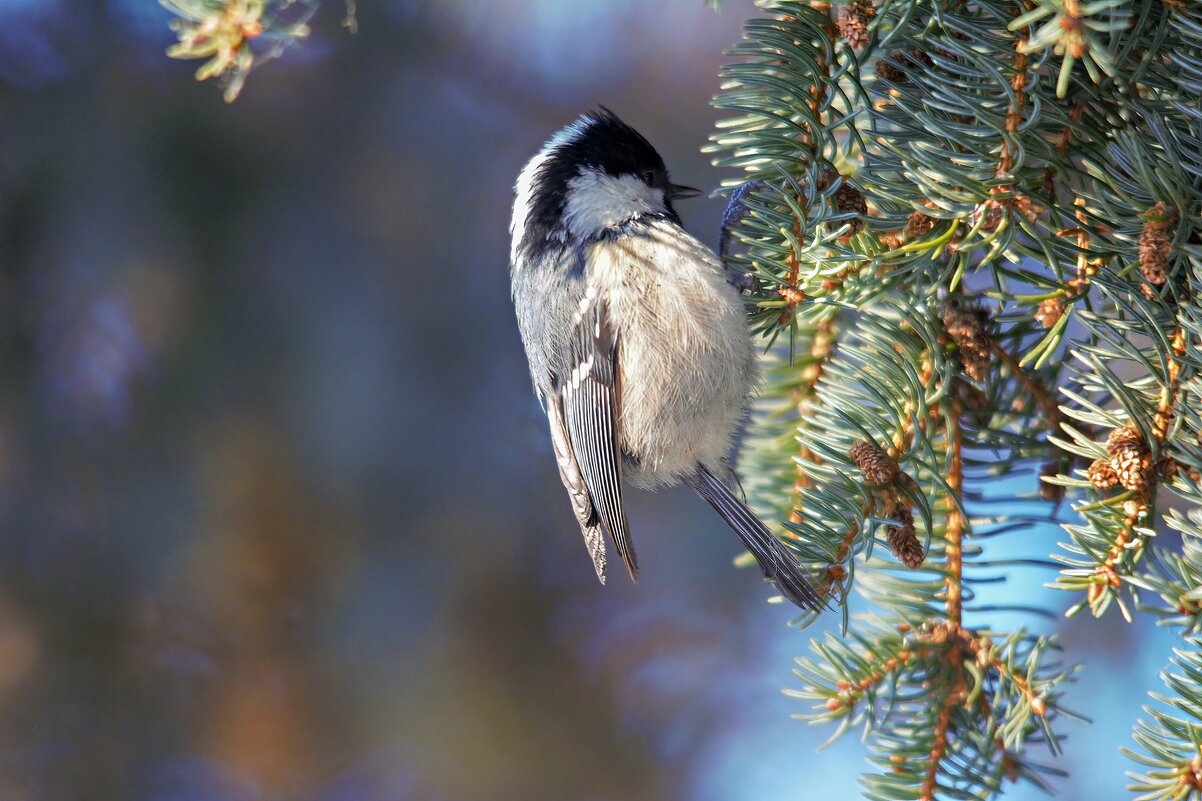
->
[886,508,924,568]
[849,440,898,485]
[911,50,935,69]
[873,57,907,83]
[1106,425,1145,458]
[1140,226,1171,285]
[1139,202,1174,286]
[1105,425,1151,493]
[1087,458,1119,490]
[942,302,992,382]
[1114,450,1152,493]
[837,0,874,50]
[833,182,868,235]
[905,210,936,238]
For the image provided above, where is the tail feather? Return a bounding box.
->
[689,465,825,612]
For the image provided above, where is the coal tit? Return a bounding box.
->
[509,108,822,611]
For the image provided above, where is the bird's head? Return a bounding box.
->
[511,107,699,263]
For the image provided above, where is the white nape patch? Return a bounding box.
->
[510,148,550,267]
[510,120,596,267]
[563,168,667,240]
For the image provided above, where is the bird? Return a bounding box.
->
[508,107,823,611]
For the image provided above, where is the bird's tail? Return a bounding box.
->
[688,465,826,612]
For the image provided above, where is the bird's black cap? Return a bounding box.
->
[558,106,667,180]
[521,107,687,258]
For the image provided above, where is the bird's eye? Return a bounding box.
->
[641,169,656,185]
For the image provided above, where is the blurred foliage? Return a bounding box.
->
[0,4,755,798]
[710,0,1202,798]
[161,0,324,101]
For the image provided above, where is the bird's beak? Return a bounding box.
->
[666,183,702,200]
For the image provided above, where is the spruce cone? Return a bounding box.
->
[873,57,907,83]
[1140,226,1170,285]
[1106,425,1145,458]
[1139,202,1174,286]
[1106,426,1151,493]
[1035,297,1063,329]
[849,440,898,484]
[942,302,992,382]
[886,507,924,568]
[905,210,936,238]
[837,0,874,50]
[1114,449,1152,493]
[833,182,868,235]
[1087,458,1119,490]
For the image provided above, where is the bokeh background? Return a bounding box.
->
[0,2,1180,799]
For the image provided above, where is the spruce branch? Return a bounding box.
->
[1124,641,1202,801]
[711,0,1201,797]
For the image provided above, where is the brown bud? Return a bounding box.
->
[1034,297,1063,329]
[1140,226,1171,285]
[1087,459,1119,490]
[878,231,903,249]
[1002,752,1022,782]
[904,210,936,238]
[971,198,1005,233]
[1029,696,1047,716]
[849,439,899,484]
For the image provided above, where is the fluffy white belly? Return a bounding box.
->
[587,221,757,488]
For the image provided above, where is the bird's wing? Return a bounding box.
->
[546,397,607,583]
[556,286,638,582]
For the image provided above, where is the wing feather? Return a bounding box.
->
[558,288,638,581]
[547,398,607,582]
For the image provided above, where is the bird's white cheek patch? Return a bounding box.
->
[563,170,666,238]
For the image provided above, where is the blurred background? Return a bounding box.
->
[0,1,1179,799]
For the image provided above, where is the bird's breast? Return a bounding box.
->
[586,223,757,488]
